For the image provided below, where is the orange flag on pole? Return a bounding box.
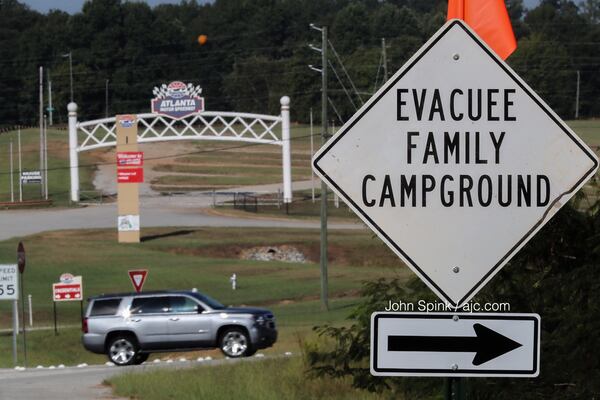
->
[447,0,517,60]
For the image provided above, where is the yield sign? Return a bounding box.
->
[128,269,148,293]
[313,20,598,307]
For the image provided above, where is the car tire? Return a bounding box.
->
[219,328,253,358]
[107,334,140,366]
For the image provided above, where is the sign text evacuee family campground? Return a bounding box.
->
[313,20,598,308]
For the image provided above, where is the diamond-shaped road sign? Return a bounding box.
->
[313,20,598,307]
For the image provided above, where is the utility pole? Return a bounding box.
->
[310,108,315,203]
[39,66,44,198]
[309,23,329,310]
[47,70,53,126]
[18,128,22,202]
[575,70,580,119]
[382,38,388,82]
[63,52,73,103]
[9,140,14,202]
[43,115,48,200]
[105,79,109,118]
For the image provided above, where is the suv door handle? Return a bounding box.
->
[169,317,180,321]
[130,318,142,322]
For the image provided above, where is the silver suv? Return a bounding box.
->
[82,290,277,366]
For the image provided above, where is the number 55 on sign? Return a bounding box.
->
[0,265,19,300]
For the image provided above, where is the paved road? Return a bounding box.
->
[0,356,278,400]
[0,180,362,241]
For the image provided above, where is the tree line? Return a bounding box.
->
[0,0,598,125]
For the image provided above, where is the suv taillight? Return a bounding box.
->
[82,317,88,333]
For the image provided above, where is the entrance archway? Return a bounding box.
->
[67,96,292,203]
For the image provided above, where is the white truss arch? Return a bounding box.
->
[68,97,292,203]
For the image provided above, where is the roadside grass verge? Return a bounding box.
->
[109,357,383,400]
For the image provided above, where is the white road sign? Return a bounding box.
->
[312,20,598,307]
[371,312,540,377]
[0,264,19,300]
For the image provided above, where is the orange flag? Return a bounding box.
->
[447,0,517,60]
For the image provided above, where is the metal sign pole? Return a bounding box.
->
[12,299,18,366]
[20,272,27,367]
[53,301,58,335]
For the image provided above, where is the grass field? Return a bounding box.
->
[0,226,407,368]
[109,357,383,400]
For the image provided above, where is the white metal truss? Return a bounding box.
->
[76,111,283,152]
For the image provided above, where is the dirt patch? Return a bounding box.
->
[240,245,307,263]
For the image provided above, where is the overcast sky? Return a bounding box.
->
[24,0,542,14]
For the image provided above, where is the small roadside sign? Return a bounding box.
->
[371,312,540,377]
[117,168,144,183]
[52,275,83,301]
[312,20,598,307]
[128,269,148,293]
[117,152,144,167]
[20,171,42,185]
[17,242,25,274]
[0,265,19,300]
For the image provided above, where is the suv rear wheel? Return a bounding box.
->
[220,328,254,358]
[107,335,140,366]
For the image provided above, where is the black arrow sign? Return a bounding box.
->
[387,323,522,366]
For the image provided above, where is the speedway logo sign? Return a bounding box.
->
[151,81,204,119]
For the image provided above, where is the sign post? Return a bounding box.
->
[0,264,19,366]
[52,274,83,335]
[116,115,141,243]
[16,242,27,367]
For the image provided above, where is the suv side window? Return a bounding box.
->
[170,296,203,313]
[90,298,121,316]
[130,297,170,314]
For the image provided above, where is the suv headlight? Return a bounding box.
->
[255,315,266,326]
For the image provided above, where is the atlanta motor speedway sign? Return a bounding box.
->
[151,81,205,119]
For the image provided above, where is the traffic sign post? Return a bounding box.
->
[313,20,598,307]
[371,313,540,377]
[128,269,148,293]
[0,264,19,367]
[52,274,84,335]
[16,242,27,367]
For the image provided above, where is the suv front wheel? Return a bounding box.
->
[107,334,140,366]
[219,328,255,358]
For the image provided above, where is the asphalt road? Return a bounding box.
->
[0,195,362,241]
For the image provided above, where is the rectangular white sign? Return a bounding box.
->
[371,312,540,377]
[118,215,140,232]
[0,264,19,300]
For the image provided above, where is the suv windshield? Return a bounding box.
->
[190,292,225,310]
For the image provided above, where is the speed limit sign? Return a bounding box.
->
[0,265,19,300]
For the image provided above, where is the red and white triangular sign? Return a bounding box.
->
[128,269,148,293]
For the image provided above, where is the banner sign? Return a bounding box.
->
[151,81,204,119]
[21,171,42,184]
[117,152,144,167]
[117,168,144,183]
[53,275,83,302]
